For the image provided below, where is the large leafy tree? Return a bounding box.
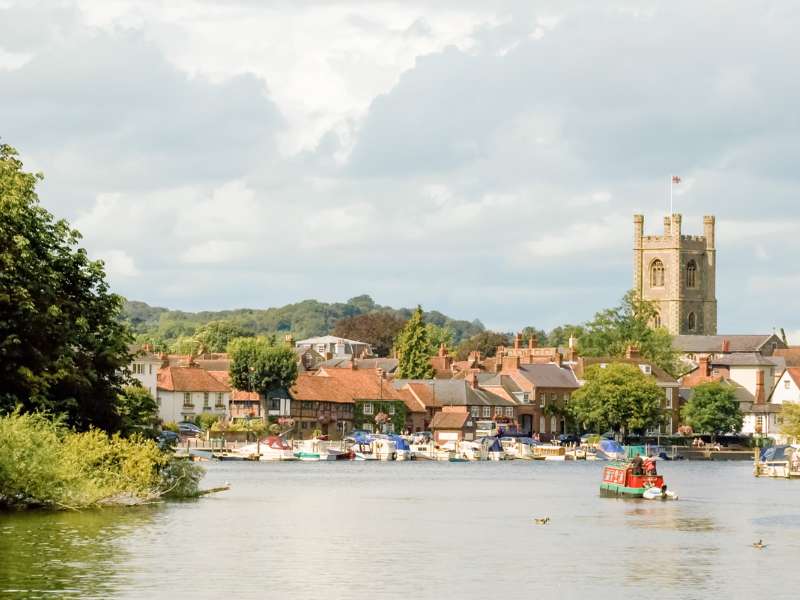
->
[681,382,742,439]
[332,312,406,356]
[0,144,133,431]
[116,385,159,437]
[578,290,679,375]
[229,337,298,397]
[194,320,251,353]
[455,331,510,360]
[395,306,434,379]
[780,402,800,442]
[569,363,663,435]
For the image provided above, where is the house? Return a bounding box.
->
[429,410,476,444]
[770,368,800,405]
[128,347,162,398]
[317,357,399,374]
[673,334,787,364]
[156,366,231,423]
[743,368,800,441]
[295,335,373,359]
[207,370,270,421]
[772,347,800,368]
[295,346,326,371]
[571,347,681,434]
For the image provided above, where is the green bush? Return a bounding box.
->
[162,421,179,433]
[0,412,204,509]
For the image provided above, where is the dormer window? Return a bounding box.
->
[639,364,652,375]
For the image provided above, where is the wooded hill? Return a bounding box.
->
[122,294,485,348]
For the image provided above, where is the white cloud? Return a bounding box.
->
[101,249,139,278]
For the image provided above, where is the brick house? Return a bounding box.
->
[156,366,231,423]
[429,408,476,443]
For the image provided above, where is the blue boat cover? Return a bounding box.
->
[599,439,624,455]
[387,435,410,451]
[488,438,503,453]
[761,445,789,461]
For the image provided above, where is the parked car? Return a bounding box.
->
[157,430,179,448]
[178,422,202,437]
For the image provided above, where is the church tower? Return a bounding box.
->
[633,214,717,335]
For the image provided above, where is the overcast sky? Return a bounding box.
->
[2,0,799,337]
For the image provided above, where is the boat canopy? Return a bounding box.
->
[387,435,410,451]
[761,445,791,461]
[349,432,373,445]
[488,438,503,453]
[599,439,625,455]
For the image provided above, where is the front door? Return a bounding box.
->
[520,414,532,435]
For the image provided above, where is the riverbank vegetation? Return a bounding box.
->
[0,412,202,510]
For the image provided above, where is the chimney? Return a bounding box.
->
[554,351,563,367]
[466,369,479,389]
[438,343,447,357]
[502,355,521,372]
[514,333,521,350]
[755,369,765,404]
[496,346,506,359]
[528,336,534,350]
[160,352,170,368]
[721,339,730,353]
[626,345,641,360]
[699,355,710,377]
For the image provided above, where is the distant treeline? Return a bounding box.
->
[122,294,486,352]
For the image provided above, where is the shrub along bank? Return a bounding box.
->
[0,412,203,510]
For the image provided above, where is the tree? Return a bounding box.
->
[545,324,584,348]
[116,385,159,437]
[0,144,134,432]
[395,306,434,379]
[680,382,742,439]
[194,320,251,353]
[426,323,454,355]
[229,337,298,397]
[577,290,679,375]
[520,326,548,346]
[569,363,663,435]
[332,312,406,356]
[455,331,510,360]
[780,402,800,442]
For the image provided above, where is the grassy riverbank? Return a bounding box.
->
[0,412,203,510]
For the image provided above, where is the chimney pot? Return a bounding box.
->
[514,334,521,350]
[721,339,731,353]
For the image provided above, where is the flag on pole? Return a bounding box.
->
[672,175,681,184]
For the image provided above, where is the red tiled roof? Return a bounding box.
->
[397,387,427,413]
[290,368,402,404]
[406,382,439,407]
[430,411,469,429]
[157,366,230,393]
[775,348,800,367]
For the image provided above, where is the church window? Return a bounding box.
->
[687,312,697,331]
[650,259,665,287]
[686,260,697,288]
[653,312,661,328]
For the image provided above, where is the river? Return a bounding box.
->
[1,460,798,599]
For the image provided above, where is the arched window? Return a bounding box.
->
[686,260,697,288]
[653,312,662,328]
[687,312,697,331]
[650,259,665,287]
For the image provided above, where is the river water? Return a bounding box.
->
[1,461,798,600]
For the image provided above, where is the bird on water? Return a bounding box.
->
[752,540,767,549]
[533,517,550,525]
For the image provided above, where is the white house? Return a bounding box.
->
[156,366,231,423]
[743,368,800,441]
[295,335,373,359]
[129,349,162,398]
[769,368,800,405]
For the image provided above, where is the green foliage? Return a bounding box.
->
[194,320,251,353]
[545,325,584,348]
[395,307,435,379]
[455,331,510,360]
[194,413,220,431]
[162,421,179,433]
[332,312,406,356]
[229,337,298,396]
[569,363,664,435]
[0,412,202,509]
[576,290,679,375]
[120,295,485,351]
[116,385,159,437]
[520,326,548,346]
[680,382,742,437]
[780,402,800,442]
[354,401,408,434]
[425,323,454,355]
[0,144,133,432]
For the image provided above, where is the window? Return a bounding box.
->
[666,388,673,409]
[149,364,153,375]
[650,259,665,287]
[269,398,281,411]
[363,402,374,415]
[203,392,210,408]
[687,312,697,331]
[639,364,652,375]
[563,393,569,404]
[550,416,558,433]
[183,392,192,407]
[505,407,514,418]
[686,260,697,288]
[482,406,491,418]
[132,363,144,375]
[550,392,557,403]
[786,380,791,390]
[470,406,480,417]
[653,312,662,328]
[539,393,546,408]
[388,404,395,415]
[362,423,373,432]
[302,401,313,410]
[216,392,224,406]
[317,344,326,354]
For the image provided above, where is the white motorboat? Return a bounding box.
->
[643,486,679,500]
[237,436,297,461]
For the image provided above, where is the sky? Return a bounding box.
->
[2,0,799,338]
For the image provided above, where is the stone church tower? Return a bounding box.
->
[633,213,717,335]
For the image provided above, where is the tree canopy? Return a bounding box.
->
[332,312,406,356]
[194,320,251,354]
[576,290,679,375]
[0,144,134,432]
[680,382,742,438]
[569,363,664,435]
[455,331,510,360]
[780,402,800,442]
[395,307,434,379]
[228,337,298,397]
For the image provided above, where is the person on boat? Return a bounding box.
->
[643,456,657,475]
[660,484,668,498]
[631,454,644,475]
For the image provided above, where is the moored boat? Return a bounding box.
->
[600,460,673,498]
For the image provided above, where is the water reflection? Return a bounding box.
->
[0,507,157,600]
